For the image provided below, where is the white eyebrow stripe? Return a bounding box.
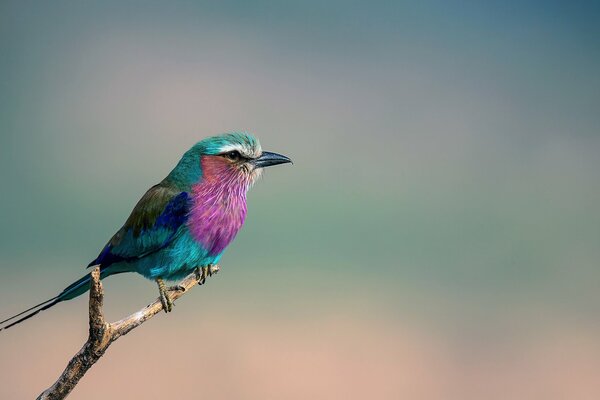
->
[219,143,260,158]
[218,144,241,153]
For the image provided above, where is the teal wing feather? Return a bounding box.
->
[89,184,191,268]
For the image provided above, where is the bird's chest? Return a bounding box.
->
[187,183,247,256]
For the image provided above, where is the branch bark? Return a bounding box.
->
[36,265,219,400]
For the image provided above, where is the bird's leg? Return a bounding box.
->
[156,278,173,313]
[171,264,219,292]
[194,265,211,285]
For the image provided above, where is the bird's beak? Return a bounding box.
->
[251,151,293,168]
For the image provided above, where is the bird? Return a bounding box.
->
[0,132,291,330]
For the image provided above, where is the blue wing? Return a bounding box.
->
[89,185,190,268]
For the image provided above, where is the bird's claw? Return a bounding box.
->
[194,264,218,285]
[199,267,208,285]
[159,292,172,313]
[156,278,173,313]
[194,266,204,284]
[168,285,186,292]
[208,264,219,277]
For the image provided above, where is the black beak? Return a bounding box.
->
[251,151,293,168]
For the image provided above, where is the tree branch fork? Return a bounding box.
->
[36,265,219,400]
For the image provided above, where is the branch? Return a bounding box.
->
[36,265,219,400]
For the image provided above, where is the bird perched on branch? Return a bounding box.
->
[1,132,291,330]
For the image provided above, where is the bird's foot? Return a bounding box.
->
[208,264,219,277]
[194,264,219,285]
[197,266,208,285]
[194,266,204,283]
[156,278,173,313]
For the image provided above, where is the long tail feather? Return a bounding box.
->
[1,272,95,332]
[0,296,59,325]
[0,298,61,331]
[0,266,129,332]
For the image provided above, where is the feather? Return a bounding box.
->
[88,187,191,268]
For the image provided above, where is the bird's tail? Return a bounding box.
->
[0,296,61,331]
[0,266,125,332]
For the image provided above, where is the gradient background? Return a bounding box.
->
[1,1,599,399]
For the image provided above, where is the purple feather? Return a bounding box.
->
[188,155,252,256]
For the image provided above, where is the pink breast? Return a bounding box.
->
[188,156,250,256]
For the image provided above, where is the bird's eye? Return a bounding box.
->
[224,150,241,161]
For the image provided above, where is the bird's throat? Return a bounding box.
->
[188,156,250,256]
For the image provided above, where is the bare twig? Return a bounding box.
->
[36,265,219,400]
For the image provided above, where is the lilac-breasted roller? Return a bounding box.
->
[0,132,291,330]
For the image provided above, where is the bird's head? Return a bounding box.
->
[166,132,292,190]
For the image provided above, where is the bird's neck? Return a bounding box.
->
[188,156,250,256]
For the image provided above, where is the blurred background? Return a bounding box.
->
[1,1,599,399]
